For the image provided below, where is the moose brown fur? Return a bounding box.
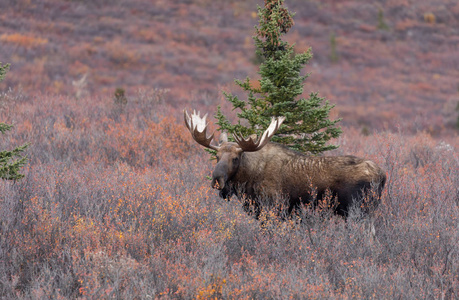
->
[185,110,386,218]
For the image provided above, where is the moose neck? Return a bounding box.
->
[232,146,273,183]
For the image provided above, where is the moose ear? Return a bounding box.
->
[219,132,228,144]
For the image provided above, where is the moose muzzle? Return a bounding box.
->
[211,164,227,190]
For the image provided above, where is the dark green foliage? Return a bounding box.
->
[330,32,339,63]
[114,87,127,105]
[216,0,341,154]
[0,62,9,82]
[0,125,28,181]
[377,8,390,30]
[0,63,28,180]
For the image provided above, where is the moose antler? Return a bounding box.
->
[184,109,220,151]
[233,116,285,152]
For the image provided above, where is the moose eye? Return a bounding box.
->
[232,157,239,164]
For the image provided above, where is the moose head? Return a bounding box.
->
[184,109,285,196]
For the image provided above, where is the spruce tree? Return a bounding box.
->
[0,62,28,180]
[0,62,8,82]
[216,0,341,154]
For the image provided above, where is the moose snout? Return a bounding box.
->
[212,165,227,190]
[211,178,224,190]
[211,175,226,190]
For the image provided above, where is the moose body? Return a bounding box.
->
[185,110,386,218]
[213,142,386,217]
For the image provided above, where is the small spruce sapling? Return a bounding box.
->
[0,62,28,180]
[215,0,341,154]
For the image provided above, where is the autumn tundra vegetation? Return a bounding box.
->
[1,0,459,299]
[0,90,457,299]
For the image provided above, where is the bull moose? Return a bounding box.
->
[184,110,386,218]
